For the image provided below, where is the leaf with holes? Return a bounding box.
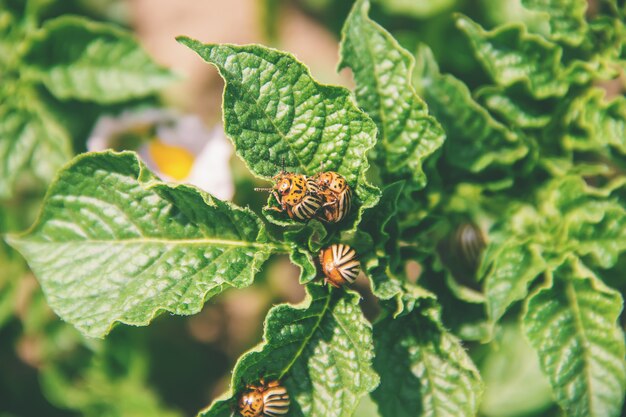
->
[197,285,379,417]
[523,258,626,417]
[22,16,175,103]
[177,37,380,226]
[339,0,445,187]
[8,151,276,338]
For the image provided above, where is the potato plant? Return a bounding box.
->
[2,0,626,416]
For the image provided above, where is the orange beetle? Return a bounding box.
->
[319,244,361,287]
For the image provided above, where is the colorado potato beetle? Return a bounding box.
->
[255,163,323,221]
[313,171,352,223]
[437,221,486,289]
[319,244,361,287]
[453,222,486,272]
[238,379,290,417]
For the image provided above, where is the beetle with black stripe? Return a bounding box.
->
[238,379,290,417]
[255,160,323,222]
[313,170,352,223]
[318,243,361,288]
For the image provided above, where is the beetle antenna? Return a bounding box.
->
[254,187,273,192]
[281,156,286,173]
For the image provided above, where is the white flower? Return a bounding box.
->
[87,109,234,200]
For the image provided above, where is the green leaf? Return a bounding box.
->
[476,86,552,129]
[372,297,483,417]
[284,219,328,284]
[456,15,569,99]
[521,0,588,46]
[523,258,626,417]
[358,181,405,299]
[482,238,546,325]
[198,285,379,417]
[8,151,275,338]
[562,88,626,154]
[413,45,529,173]
[339,0,445,186]
[22,16,174,103]
[177,37,380,224]
[0,90,72,199]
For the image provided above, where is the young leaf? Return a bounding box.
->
[476,86,552,129]
[21,16,175,103]
[562,88,626,154]
[0,91,72,199]
[456,15,569,99]
[482,238,546,325]
[523,258,626,417]
[8,151,275,338]
[521,0,588,46]
[339,0,445,187]
[413,45,529,173]
[198,285,379,417]
[372,297,483,417]
[178,36,380,219]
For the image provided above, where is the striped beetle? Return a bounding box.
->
[238,379,290,417]
[318,244,361,288]
[313,171,352,223]
[255,161,323,222]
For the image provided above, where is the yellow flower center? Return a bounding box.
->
[148,139,195,180]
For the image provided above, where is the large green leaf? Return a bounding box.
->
[521,0,588,46]
[8,151,276,338]
[413,45,528,174]
[372,294,483,417]
[339,0,445,186]
[0,89,72,199]
[523,258,626,417]
[21,16,174,103]
[456,15,569,99]
[198,285,379,417]
[178,37,380,223]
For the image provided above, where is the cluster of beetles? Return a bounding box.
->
[238,162,361,417]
